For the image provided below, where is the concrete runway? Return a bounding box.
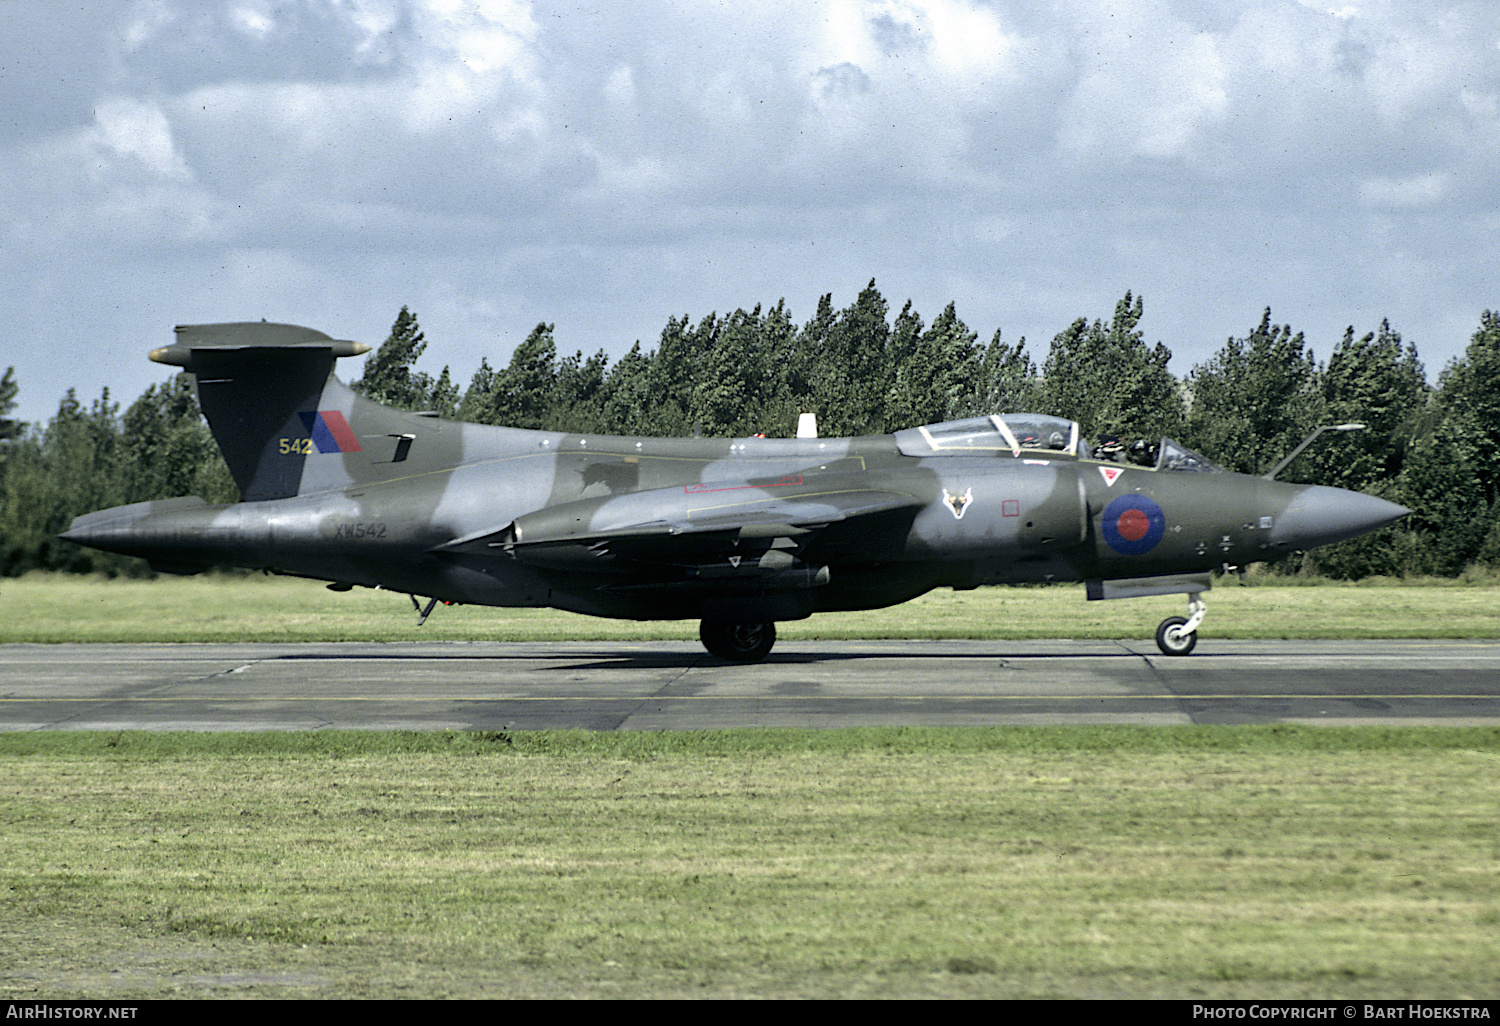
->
[2,639,1498,731]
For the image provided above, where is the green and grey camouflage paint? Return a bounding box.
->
[63,322,1409,660]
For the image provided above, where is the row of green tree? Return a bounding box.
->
[3,282,1498,579]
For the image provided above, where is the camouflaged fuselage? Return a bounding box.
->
[64,323,1411,629]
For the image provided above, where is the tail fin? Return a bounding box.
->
[154,322,375,501]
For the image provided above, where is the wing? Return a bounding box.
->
[432,477,924,586]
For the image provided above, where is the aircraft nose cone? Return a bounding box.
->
[1269,485,1410,550]
[59,525,97,547]
[60,514,126,551]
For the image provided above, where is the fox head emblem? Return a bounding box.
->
[942,487,973,520]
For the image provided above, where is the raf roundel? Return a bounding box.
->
[1101,494,1166,555]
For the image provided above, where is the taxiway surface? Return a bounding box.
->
[2,639,1497,731]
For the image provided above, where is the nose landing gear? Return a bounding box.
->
[1155,594,1207,656]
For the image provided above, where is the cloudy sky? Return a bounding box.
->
[3,0,1497,425]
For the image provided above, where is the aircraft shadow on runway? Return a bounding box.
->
[266,645,1199,672]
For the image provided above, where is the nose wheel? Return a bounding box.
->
[1155,595,1206,656]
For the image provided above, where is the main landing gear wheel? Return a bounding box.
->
[699,620,777,663]
[1155,616,1197,656]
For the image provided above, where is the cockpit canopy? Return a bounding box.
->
[894,415,1224,473]
[1153,438,1221,473]
[894,415,1084,458]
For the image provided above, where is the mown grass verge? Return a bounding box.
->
[2,726,1497,999]
[3,570,1500,643]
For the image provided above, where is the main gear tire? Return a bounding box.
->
[1155,616,1198,656]
[699,620,777,663]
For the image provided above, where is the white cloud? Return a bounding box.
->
[1359,172,1449,208]
[1058,9,1228,160]
[121,0,175,52]
[1296,1,1360,19]
[414,0,539,77]
[228,3,277,40]
[909,0,1022,80]
[5,0,1500,425]
[345,1,402,60]
[88,97,194,181]
[604,65,636,108]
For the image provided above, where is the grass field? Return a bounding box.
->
[3,575,1497,998]
[1,727,1497,999]
[3,570,1500,643]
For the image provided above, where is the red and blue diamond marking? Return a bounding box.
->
[1101,494,1165,555]
[298,410,363,453]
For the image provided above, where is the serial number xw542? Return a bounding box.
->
[332,522,387,540]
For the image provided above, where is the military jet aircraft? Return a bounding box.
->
[63,322,1410,660]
